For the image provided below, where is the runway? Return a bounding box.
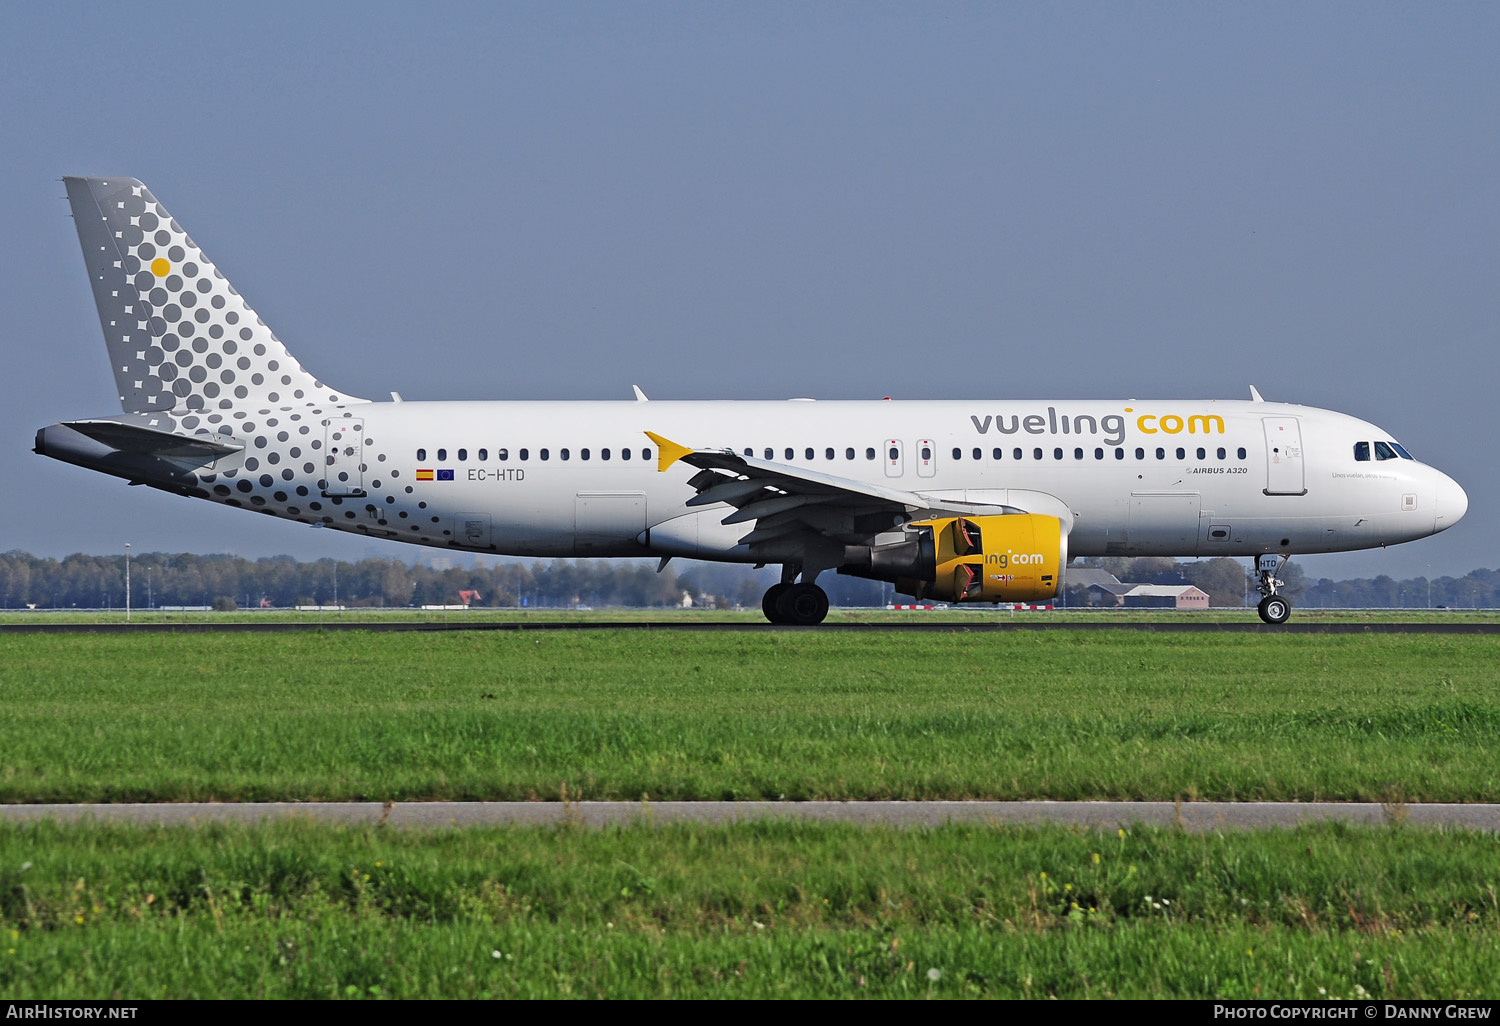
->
[0,619,1497,635]
[2,801,1497,831]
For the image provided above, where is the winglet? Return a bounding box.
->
[645,431,693,472]
[1249,385,1265,403]
[632,385,649,402]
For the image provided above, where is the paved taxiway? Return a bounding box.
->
[2,801,1497,831]
[1,620,1497,635]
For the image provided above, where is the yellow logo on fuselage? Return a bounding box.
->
[971,407,1226,446]
[1132,412,1225,436]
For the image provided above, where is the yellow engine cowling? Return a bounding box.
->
[910,514,1064,603]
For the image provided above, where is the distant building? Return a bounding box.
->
[1122,585,1210,610]
[1067,568,1134,607]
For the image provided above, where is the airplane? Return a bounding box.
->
[36,176,1468,625]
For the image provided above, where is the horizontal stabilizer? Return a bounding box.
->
[63,420,242,467]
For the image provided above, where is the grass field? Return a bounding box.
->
[4,625,1500,998]
[0,629,1497,802]
[1,819,1497,998]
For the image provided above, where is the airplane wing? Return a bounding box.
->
[647,432,1025,548]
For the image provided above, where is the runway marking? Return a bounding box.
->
[2,801,1497,831]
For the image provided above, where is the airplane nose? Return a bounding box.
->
[1434,472,1468,534]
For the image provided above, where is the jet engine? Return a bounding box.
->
[840,514,1065,603]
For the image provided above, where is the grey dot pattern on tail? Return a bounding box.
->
[62,178,459,546]
[68,176,356,415]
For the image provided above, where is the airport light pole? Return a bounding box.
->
[125,543,131,622]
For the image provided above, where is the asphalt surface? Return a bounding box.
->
[0,620,1496,634]
[2,801,1496,831]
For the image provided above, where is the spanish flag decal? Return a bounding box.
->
[416,469,434,481]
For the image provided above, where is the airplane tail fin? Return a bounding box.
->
[64,176,364,413]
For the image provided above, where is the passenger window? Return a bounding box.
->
[866,447,876,460]
[478,448,487,461]
[602,449,611,461]
[1217,447,1226,460]
[744,448,753,457]
[560,448,570,461]
[972,448,981,461]
[498,448,509,461]
[1155,448,1165,460]
[889,446,899,461]
[520,448,529,461]
[1053,447,1063,460]
[825,447,835,460]
[1034,447,1043,460]
[1176,447,1185,460]
[922,446,932,460]
[1196,447,1206,460]
[1374,441,1399,461]
[457,448,467,461]
[952,447,962,460]
[540,449,550,461]
[1074,447,1084,460]
[846,447,855,460]
[437,448,447,461]
[621,448,631,461]
[1094,448,1104,460]
[642,448,652,461]
[805,447,814,460]
[993,447,1003,460]
[1237,447,1246,459]
[766,448,775,460]
[416,448,427,461]
[1114,448,1125,461]
[1135,447,1145,460]
[1014,448,1023,460]
[581,448,590,460]
[785,448,794,460]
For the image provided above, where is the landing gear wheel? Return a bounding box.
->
[780,583,830,626]
[1257,595,1291,625]
[762,583,792,624]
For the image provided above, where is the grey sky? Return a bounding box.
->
[3,3,1494,581]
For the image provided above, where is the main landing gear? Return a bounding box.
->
[1255,554,1292,625]
[762,564,830,626]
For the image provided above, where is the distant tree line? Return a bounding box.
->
[0,549,1492,610]
[0,550,882,611]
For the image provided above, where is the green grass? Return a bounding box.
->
[1,630,1498,802]
[0,820,1496,998]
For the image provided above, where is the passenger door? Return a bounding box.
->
[1262,417,1306,496]
[323,418,365,497]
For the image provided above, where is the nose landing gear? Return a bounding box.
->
[1255,554,1292,624]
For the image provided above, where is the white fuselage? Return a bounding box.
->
[183,396,1464,563]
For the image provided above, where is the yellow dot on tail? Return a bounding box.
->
[151,258,170,277]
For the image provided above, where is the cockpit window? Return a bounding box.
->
[1391,442,1415,461]
[1374,441,1399,461]
[1353,441,1370,462]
